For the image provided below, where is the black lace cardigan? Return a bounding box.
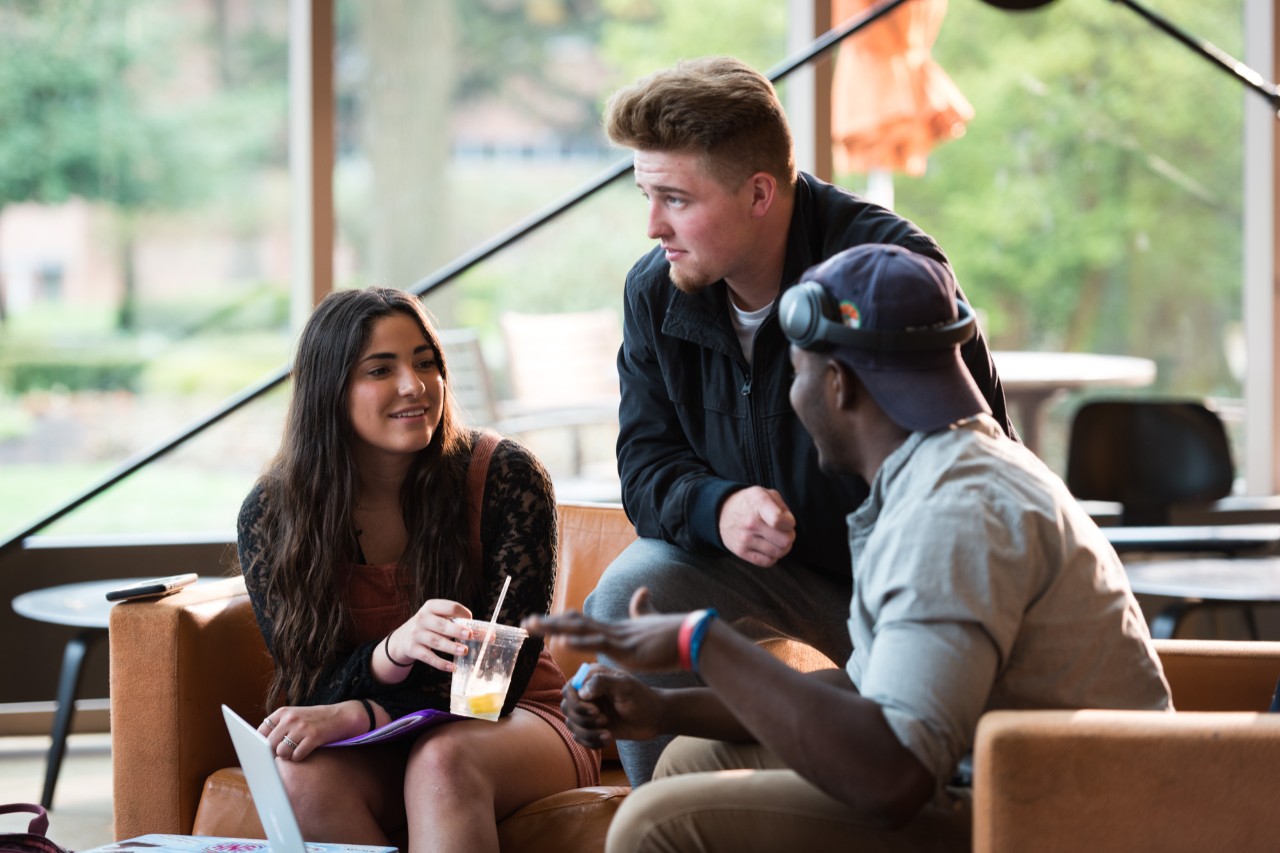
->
[236,434,557,719]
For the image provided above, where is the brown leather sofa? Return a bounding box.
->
[111,499,1280,851]
[109,501,639,853]
[974,639,1280,853]
[109,501,833,852]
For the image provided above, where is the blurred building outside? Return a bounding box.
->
[0,0,1259,541]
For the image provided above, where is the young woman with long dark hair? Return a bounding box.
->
[236,287,598,853]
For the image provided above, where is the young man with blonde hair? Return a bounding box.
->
[586,56,1015,785]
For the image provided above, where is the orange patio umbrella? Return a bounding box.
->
[831,0,973,178]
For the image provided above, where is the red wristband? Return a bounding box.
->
[678,609,707,671]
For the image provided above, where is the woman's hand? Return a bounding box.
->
[257,700,374,761]
[523,587,685,673]
[381,598,473,674]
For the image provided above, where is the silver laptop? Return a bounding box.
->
[80,707,394,853]
[221,704,312,853]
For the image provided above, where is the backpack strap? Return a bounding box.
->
[466,430,502,574]
[0,804,49,837]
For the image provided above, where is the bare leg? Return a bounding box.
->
[277,744,408,844]
[404,708,578,853]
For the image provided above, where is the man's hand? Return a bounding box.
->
[528,596,759,746]
[718,486,796,566]
[559,664,666,748]
[523,588,684,672]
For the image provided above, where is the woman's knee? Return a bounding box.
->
[406,721,548,799]
[278,757,357,828]
[409,727,485,792]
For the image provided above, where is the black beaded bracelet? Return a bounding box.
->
[383,633,413,668]
[356,697,376,733]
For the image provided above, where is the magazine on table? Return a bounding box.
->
[80,835,395,853]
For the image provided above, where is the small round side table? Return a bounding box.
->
[12,577,207,808]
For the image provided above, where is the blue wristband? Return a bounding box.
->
[570,662,591,691]
[688,609,718,675]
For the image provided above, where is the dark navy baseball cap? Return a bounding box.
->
[782,244,990,433]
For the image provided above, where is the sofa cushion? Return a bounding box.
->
[497,785,630,853]
[552,502,638,767]
[192,768,261,838]
[551,501,637,678]
[193,766,629,853]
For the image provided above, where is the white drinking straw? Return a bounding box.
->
[463,573,512,695]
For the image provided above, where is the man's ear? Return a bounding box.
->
[746,172,777,218]
[829,359,859,411]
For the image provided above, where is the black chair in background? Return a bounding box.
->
[1066,399,1280,639]
[1067,399,1234,526]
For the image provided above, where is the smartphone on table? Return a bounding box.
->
[105,573,200,602]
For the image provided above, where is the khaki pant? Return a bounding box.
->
[606,737,972,853]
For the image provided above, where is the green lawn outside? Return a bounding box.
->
[1,461,255,542]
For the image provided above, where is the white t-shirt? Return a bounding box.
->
[727,295,773,363]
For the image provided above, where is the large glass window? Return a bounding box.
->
[0,0,790,538]
[331,0,788,334]
[330,0,788,488]
[0,0,1252,540]
[0,0,293,538]
[854,0,1246,471]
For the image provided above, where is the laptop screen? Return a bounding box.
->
[221,705,308,853]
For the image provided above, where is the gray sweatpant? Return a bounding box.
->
[582,536,854,786]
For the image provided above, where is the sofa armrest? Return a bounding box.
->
[552,502,637,677]
[973,709,1280,853]
[1154,639,1280,711]
[109,576,273,839]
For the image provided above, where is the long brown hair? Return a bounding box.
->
[250,287,478,704]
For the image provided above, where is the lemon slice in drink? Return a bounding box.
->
[467,693,503,716]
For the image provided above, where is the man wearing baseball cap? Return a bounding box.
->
[526,244,1171,852]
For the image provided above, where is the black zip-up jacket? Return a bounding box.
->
[616,173,1015,579]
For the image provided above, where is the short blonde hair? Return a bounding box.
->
[605,56,796,192]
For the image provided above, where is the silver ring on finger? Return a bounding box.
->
[282,735,298,750]
[263,717,276,730]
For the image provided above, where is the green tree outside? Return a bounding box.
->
[888,0,1243,398]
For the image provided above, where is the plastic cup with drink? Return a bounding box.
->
[449,575,527,721]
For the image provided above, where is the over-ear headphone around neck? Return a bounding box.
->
[779,280,976,354]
